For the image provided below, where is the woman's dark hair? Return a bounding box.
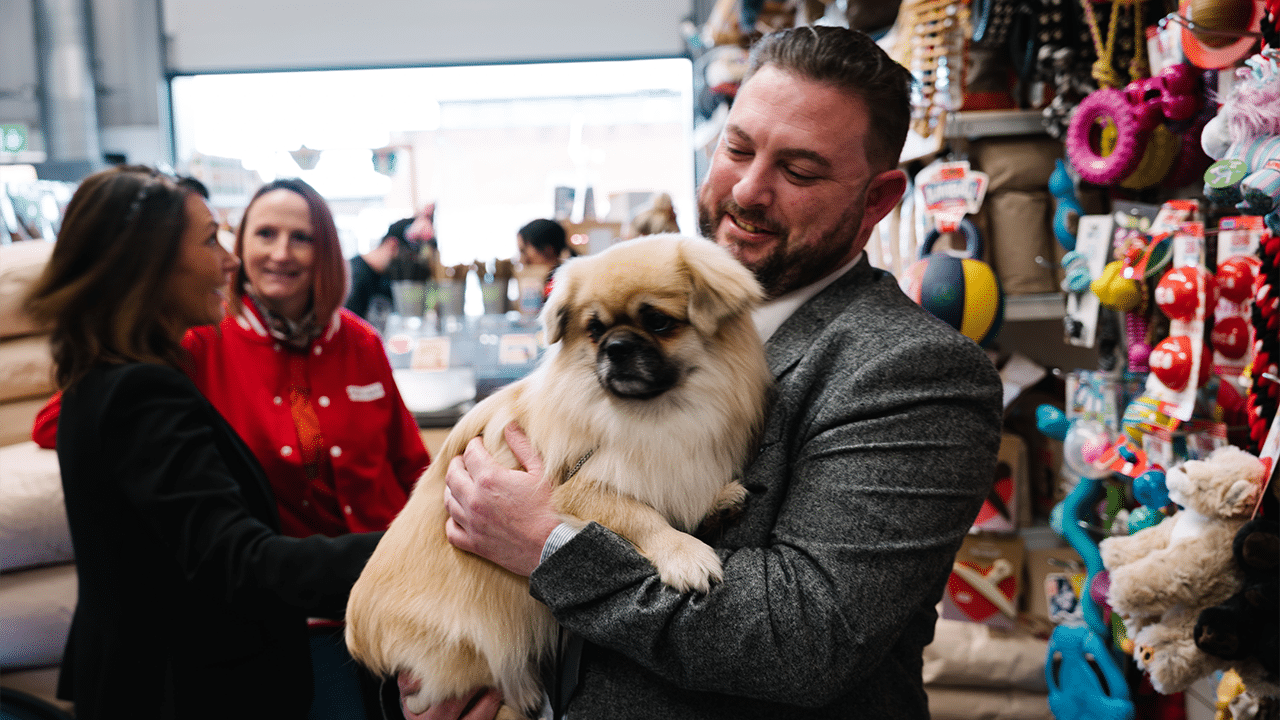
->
[24,165,193,388]
[231,178,349,321]
[518,218,575,258]
[746,25,913,172]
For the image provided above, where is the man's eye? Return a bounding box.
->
[785,167,819,182]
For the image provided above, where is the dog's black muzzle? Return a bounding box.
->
[596,329,678,399]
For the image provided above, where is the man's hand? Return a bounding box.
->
[443,422,562,576]
[398,672,501,720]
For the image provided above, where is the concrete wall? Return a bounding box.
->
[0,0,695,170]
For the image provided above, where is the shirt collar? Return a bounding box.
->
[752,251,863,343]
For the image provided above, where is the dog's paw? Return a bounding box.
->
[711,481,748,514]
[696,482,748,538]
[402,689,431,716]
[643,530,723,593]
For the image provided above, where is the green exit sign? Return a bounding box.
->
[1,124,29,153]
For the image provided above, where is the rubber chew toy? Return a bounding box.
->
[950,558,1017,619]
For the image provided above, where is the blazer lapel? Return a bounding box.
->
[764,255,880,379]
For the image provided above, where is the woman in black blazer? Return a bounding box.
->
[24,165,383,720]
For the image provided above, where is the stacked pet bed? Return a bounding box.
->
[0,240,75,714]
[923,617,1053,719]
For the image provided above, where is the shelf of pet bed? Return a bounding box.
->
[1004,293,1066,321]
[944,109,1047,139]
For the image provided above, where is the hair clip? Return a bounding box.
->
[124,180,157,225]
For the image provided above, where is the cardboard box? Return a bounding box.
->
[973,433,1032,532]
[1023,545,1086,627]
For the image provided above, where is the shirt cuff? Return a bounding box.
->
[540,522,581,565]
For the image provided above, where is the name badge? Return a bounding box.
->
[346,382,386,402]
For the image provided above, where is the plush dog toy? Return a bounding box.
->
[1194,517,1280,698]
[1100,445,1266,693]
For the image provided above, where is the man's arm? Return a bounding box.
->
[444,332,1001,706]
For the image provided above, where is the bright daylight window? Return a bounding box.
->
[169,59,695,273]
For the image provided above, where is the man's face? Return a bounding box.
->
[697,64,904,298]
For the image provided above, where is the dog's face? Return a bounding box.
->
[540,234,762,401]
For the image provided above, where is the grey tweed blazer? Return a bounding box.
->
[531,255,1003,719]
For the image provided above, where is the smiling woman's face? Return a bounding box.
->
[240,188,316,320]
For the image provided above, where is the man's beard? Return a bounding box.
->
[697,193,866,299]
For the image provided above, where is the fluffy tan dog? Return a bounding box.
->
[345,234,772,719]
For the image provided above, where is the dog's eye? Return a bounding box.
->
[586,318,606,341]
[640,309,676,336]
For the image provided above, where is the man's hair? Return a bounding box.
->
[384,217,415,248]
[24,165,193,388]
[231,178,349,321]
[745,25,913,172]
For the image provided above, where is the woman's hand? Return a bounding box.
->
[443,422,562,576]
[398,672,502,720]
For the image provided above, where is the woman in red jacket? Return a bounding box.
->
[185,178,428,540]
[185,178,428,720]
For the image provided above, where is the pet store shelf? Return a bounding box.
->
[944,109,1047,139]
[1005,293,1066,321]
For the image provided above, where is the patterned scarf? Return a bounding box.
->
[242,285,323,350]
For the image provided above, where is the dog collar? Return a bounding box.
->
[566,449,595,481]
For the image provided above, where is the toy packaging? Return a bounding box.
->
[942,533,1025,632]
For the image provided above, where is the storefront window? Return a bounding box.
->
[169,59,695,272]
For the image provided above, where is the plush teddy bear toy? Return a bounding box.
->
[1194,517,1279,698]
[1100,445,1266,693]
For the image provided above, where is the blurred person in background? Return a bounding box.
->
[626,192,680,237]
[516,218,577,301]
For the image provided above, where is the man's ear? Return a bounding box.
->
[864,168,907,228]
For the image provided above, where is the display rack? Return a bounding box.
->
[1005,292,1068,321]
[943,109,1048,140]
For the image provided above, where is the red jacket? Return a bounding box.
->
[184,306,428,537]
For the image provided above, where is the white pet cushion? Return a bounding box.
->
[0,441,72,572]
[924,617,1049,692]
[0,562,76,669]
[0,334,55,404]
[0,397,48,448]
[0,241,54,341]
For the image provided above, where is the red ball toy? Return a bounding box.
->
[1211,315,1252,360]
[1149,335,1213,391]
[1215,255,1261,304]
[1155,266,1217,321]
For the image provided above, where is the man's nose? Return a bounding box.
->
[732,160,773,209]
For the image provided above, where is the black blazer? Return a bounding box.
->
[55,362,382,720]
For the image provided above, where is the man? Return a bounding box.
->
[430,26,1002,720]
[346,217,414,325]
[348,204,437,330]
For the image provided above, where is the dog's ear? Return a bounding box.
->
[539,261,574,345]
[679,238,763,336]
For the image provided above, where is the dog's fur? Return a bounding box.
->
[344,235,772,718]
